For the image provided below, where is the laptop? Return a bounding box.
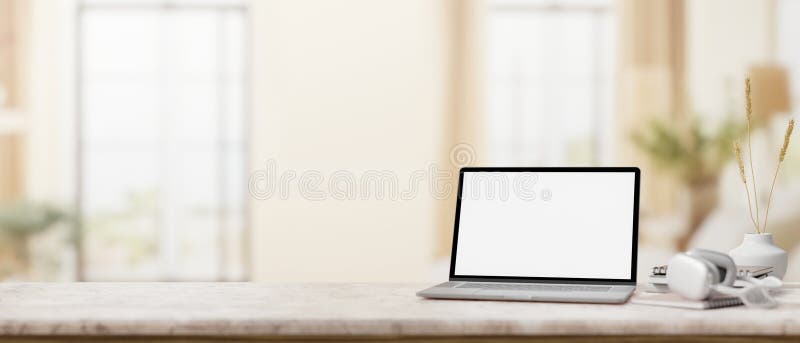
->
[417,167,640,303]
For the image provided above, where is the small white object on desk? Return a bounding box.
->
[631,292,742,309]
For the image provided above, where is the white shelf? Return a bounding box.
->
[0,109,26,134]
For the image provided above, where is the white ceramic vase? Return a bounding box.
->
[729,233,788,279]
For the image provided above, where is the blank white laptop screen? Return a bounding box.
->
[453,171,636,280]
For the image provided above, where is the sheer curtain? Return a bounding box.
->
[616,0,686,215]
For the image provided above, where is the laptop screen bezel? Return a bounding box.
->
[448,167,640,285]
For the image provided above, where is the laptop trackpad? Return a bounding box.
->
[475,290,532,300]
[423,288,480,297]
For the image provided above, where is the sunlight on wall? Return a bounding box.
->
[249,0,454,282]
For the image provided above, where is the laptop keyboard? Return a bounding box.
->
[455,282,611,292]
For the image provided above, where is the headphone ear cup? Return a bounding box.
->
[686,249,737,286]
[696,258,722,284]
[667,253,719,300]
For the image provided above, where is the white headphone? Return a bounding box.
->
[666,249,781,308]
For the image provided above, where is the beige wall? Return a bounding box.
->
[686,0,776,206]
[686,0,773,122]
[250,0,458,281]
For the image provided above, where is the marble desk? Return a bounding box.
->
[0,283,800,342]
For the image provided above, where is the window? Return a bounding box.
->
[487,0,615,166]
[77,0,249,281]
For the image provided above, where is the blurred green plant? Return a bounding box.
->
[0,202,70,279]
[0,202,69,235]
[631,115,744,184]
[632,115,745,250]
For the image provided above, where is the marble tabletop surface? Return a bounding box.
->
[1,282,800,337]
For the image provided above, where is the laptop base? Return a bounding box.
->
[417,281,635,304]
